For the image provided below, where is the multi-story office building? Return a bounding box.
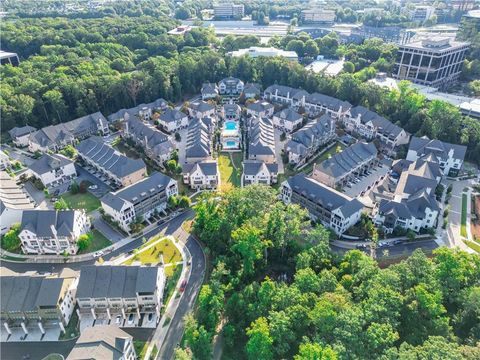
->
[410,6,435,22]
[76,265,165,327]
[29,153,77,190]
[101,172,178,232]
[281,173,364,235]
[18,210,90,255]
[393,37,470,89]
[213,3,244,19]
[77,136,147,187]
[229,47,298,61]
[301,9,336,24]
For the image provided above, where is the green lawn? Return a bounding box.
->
[134,341,149,360]
[77,230,112,254]
[218,152,242,187]
[61,192,100,213]
[123,237,182,268]
[461,193,468,238]
[302,142,347,175]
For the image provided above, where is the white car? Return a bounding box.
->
[128,314,134,324]
[115,315,122,325]
[88,185,98,190]
[93,250,104,258]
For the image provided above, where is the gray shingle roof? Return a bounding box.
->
[186,118,211,160]
[409,136,467,162]
[201,82,218,95]
[189,101,215,113]
[350,106,405,139]
[287,114,334,152]
[247,101,274,113]
[160,109,187,123]
[77,136,146,179]
[274,108,302,122]
[243,160,278,176]
[20,210,77,238]
[306,93,351,112]
[124,119,173,158]
[30,153,74,176]
[248,117,275,157]
[264,84,303,98]
[243,82,261,94]
[8,125,37,139]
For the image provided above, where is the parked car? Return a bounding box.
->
[93,250,104,258]
[148,313,154,322]
[128,314,134,324]
[88,185,98,190]
[393,239,405,245]
[179,279,187,292]
[115,315,122,325]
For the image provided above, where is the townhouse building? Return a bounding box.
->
[187,101,216,119]
[29,153,77,190]
[76,265,165,326]
[247,117,276,163]
[281,173,364,235]
[243,83,262,99]
[185,117,212,164]
[285,114,336,165]
[101,172,177,232]
[107,98,169,123]
[182,161,219,190]
[29,112,109,153]
[67,326,136,360]
[158,109,189,133]
[264,84,308,107]
[201,83,219,101]
[304,93,352,119]
[123,119,175,164]
[246,101,275,118]
[18,210,90,255]
[272,108,303,133]
[8,125,37,147]
[76,136,147,187]
[1,268,78,335]
[312,142,378,189]
[218,77,244,97]
[222,103,241,120]
[406,136,467,176]
[242,160,278,186]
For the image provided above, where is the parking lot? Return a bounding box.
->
[75,165,113,197]
[343,161,390,199]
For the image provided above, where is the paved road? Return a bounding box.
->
[331,239,439,258]
[1,338,77,360]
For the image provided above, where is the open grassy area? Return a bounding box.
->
[134,341,149,359]
[60,192,100,213]
[218,152,242,187]
[123,237,182,266]
[77,230,112,254]
[461,193,468,238]
[302,142,347,175]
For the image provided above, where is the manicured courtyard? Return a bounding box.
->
[218,152,242,187]
[60,192,100,213]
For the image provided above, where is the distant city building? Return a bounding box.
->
[19,210,90,254]
[0,50,19,66]
[218,77,244,97]
[451,0,476,11]
[312,142,378,189]
[305,58,345,77]
[76,265,165,327]
[29,153,77,190]
[67,325,136,360]
[101,172,178,232]
[410,6,435,22]
[76,136,147,187]
[29,112,109,153]
[8,125,37,147]
[281,173,364,235]
[213,3,244,19]
[1,268,78,336]
[301,9,336,24]
[242,160,278,186]
[393,37,470,89]
[229,46,298,61]
[183,161,219,190]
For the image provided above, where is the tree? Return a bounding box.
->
[174,347,193,360]
[174,7,190,20]
[304,40,319,58]
[70,180,79,194]
[246,317,273,360]
[126,76,143,107]
[343,61,355,73]
[286,40,305,57]
[183,314,212,360]
[166,159,177,173]
[1,223,21,252]
[294,342,338,360]
[168,195,178,208]
[77,233,92,252]
[59,145,77,159]
[231,224,265,277]
[197,284,224,333]
[54,198,69,210]
[178,196,191,209]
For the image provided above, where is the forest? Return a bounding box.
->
[175,186,480,360]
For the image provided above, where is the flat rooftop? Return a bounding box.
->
[400,37,470,52]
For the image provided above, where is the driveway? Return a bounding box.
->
[176,128,189,165]
[24,181,51,209]
[273,129,285,174]
[2,145,35,167]
[93,218,124,243]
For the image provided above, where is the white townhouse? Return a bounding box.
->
[406,136,467,176]
[76,265,165,326]
[101,172,178,232]
[243,83,262,99]
[264,84,308,106]
[8,125,37,147]
[18,210,90,255]
[304,93,352,119]
[246,101,275,118]
[272,108,303,133]
[201,83,219,101]
[242,160,278,186]
[218,77,244,96]
[182,161,219,190]
[187,101,216,119]
[222,103,241,120]
[29,153,77,190]
[281,173,364,235]
[158,109,189,133]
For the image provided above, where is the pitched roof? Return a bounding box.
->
[29,153,73,176]
[288,114,334,150]
[20,210,79,238]
[189,100,215,113]
[274,107,302,122]
[160,109,187,123]
[264,84,303,98]
[243,82,261,94]
[408,136,467,162]
[201,82,218,94]
[248,117,275,157]
[350,106,405,139]
[306,92,352,111]
[243,160,278,176]
[8,125,37,139]
[124,119,173,158]
[186,118,211,159]
[77,136,146,179]
[247,101,274,113]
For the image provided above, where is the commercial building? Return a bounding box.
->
[158,109,189,133]
[0,50,19,66]
[406,136,467,176]
[76,265,165,327]
[410,6,435,22]
[213,3,244,19]
[18,210,90,255]
[218,77,244,97]
[101,172,177,232]
[301,9,336,24]
[246,101,275,118]
[247,117,276,163]
[312,142,378,189]
[29,153,77,190]
[123,119,175,164]
[242,160,278,186]
[281,173,364,235]
[8,125,37,147]
[229,47,298,61]
[183,161,219,190]
[393,37,470,89]
[1,268,78,336]
[285,114,336,165]
[77,136,147,187]
[67,325,136,360]
[272,108,303,133]
[28,112,109,153]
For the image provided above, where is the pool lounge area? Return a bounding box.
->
[221,120,241,150]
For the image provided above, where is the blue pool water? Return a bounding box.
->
[225,121,238,131]
[225,140,237,147]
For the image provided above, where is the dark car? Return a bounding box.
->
[179,279,187,292]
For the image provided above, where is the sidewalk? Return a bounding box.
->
[332,233,433,249]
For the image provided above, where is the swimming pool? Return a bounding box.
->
[225,140,237,148]
[224,121,238,131]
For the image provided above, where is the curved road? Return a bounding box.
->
[1,210,206,360]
